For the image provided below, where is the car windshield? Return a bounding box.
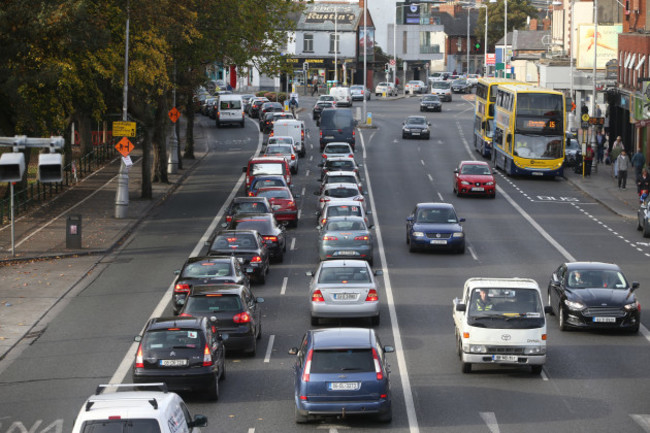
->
[311,349,374,373]
[318,266,371,283]
[416,208,457,223]
[257,189,291,199]
[513,134,563,160]
[182,262,232,278]
[431,81,451,89]
[423,96,440,102]
[324,219,366,231]
[212,234,257,249]
[567,269,628,289]
[460,164,491,175]
[326,205,362,218]
[268,137,293,145]
[326,188,359,198]
[184,294,243,314]
[319,96,335,102]
[453,79,467,85]
[467,288,545,329]
[407,117,427,125]
[265,145,292,155]
[143,329,203,350]
[81,419,162,433]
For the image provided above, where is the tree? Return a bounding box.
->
[475,0,539,50]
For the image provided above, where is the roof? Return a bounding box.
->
[319,259,369,268]
[311,327,373,349]
[146,316,204,330]
[185,256,235,265]
[459,160,489,166]
[496,30,551,51]
[430,9,479,37]
[416,202,455,209]
[233,196,271,203]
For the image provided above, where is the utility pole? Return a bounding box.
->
[115,0,130,219]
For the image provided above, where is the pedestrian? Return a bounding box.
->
[596,130,605,163]
[289,95,298,116]
[453,69,457,75]
[631,146,646,191]
[617,149,630,189]
[311,79,318,97]
[584,144,595,176]
[611,136,624,178]
[638,168,650,203]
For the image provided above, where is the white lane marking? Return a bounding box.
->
[290,237,296,251]
[264,335,275,363]
[248,429,255,433]
[309,155,313,161]
[306,169,310,177]
[301,186,306,196]
[109,122,265,385]
[640,325,650,344]
[630,414,650,432]
[359,132,420,433]
[467,245,478,261]
[437,192,444,201]
[540,369,549,381]
[298,209,302,220]
[420,159,425,166]
[479,412,501,433]
[280,276,288,295]
[427,174,433,182]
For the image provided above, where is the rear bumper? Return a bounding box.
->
[297,397,391,417]
[133,368,215,392]
[311,302,379,318]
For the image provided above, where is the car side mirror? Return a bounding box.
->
[368,224,375,229]
[288,347,298,355]
[173,269,180,275]
[134,335,142,342]
[294,194,301,199]
[242,166,247,172]
[366,210,372,215]
[454,169,459,174]
[632,281,640,291]
[455,303,466,312]
[383,345,395,353]
[406,216,413,222]
[374,270,383,276]
[459,217,466,223]
[305,271,314,277]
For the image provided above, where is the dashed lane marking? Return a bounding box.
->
[264,335,275,363]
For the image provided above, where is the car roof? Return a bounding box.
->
[460,160,489,166]
[324,216,366,224]
[565,262,622,271]
[232,212,274,221]
[190,283,247,296]
[407,115,427,120]
[79,387,179,418]
[233,196,271,203]
[416,202,455,210]
[324,200,364,207]
[319,259,369,268]
[324,170,359,177]
[311,327,374,349]
[326,156,358,163]
[324,182,361,190]
[184,256,234,265]
[146,316,204,331]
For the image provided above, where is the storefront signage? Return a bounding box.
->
[305,5,356,24]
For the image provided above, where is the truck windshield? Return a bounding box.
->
[467,288,545,329]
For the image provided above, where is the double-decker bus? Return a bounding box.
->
[473,78,524,158]
[492,84,566,177]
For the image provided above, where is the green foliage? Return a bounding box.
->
[475,0,539,50]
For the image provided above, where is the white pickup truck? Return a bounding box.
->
[452,277,552,375]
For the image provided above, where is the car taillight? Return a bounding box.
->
[270,131,274,137]
[302,349,313,382]
[288,201,295,208]
[135,344,144,368]
[352,130,356,137]
[312,289,325,302]
[291,154,295,160]
[322,154,327,159]
[202,344,213,366]
[320,131,322,138]
[366,289,379,302]
[322,235,338,241]
[174,283,190,294]
[179,313,193,317]
[233,312,251,323]
[372,348,383,380]
[320,198,330,203]
[320,218,326,226]
[247,191,254,196]
[263,236,278,242]
[250,256,262,263]
[354,235,369,241]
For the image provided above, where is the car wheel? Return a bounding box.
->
[558,305,569,331]
[219,360,226,381]
[547,291,555,316]
[454,185,460,197]
[206,375,219,401]
[408,240,417,253]
[246,341,257,357]
[461,362,472,373]
[258,270,266,285]
[377,407,392,423]
[644,220,650,238]
[457,244,465,254]
[371,315,380,326]
[630,323,640,334]
[531,365,543,375]
[295,406,309,424]
[311,316,319,326]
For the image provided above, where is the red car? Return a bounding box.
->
[253,186,299,228]
[453,160,496,198]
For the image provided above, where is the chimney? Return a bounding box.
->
[529,18,538,30]
[542,17,551,30]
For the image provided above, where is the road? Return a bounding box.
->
[1,94,650,433]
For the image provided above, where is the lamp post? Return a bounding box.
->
[490,0,508,77]
[115,0,130,219]
[568,0,576,131]
[590,0,598,147]
[462,3,487,75]
[334,5,338,84]
[363,0,367,121]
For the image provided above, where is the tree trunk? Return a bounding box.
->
[151,95,169,184]
[175,119,182,170]
[77,112,94,155]
[140,125,153,199]
[183,89,195,159]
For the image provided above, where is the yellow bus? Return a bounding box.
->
[492,84,566,177]
[473,78,524,158]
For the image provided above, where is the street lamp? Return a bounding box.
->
[590,0,598,147]
[489,0,508,78]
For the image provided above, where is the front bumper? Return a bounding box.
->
[410,234,464,250]
[461,352,546,366]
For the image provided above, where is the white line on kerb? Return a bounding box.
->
[264,335,275,363]
[359,131,420,433]
[280,276,288,295]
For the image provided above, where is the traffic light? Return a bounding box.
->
[474,42,481,53]
[385,63,389,72]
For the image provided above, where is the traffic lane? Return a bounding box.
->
[0,119,262,431]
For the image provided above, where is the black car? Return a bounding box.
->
[420,95,442,112]
[261,112,295,134]
[259,102,284,121]
[226,213,287,262]
[402,115,431,139]
[224,196,273,224]
[179,284,264,357]
[313,101,335,121]
[249,98,269,118]
[133,316,226,400]
[207,230,270,284]
[319,108,356,151]
[171,256,250,315]
[451,79,471,94]
[547,262,641,333]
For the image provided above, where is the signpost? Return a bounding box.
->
[112,121,136,137]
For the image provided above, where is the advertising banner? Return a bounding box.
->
[576,25,622,69]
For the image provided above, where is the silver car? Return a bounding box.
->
[315,182,365,214]
[318,199,370,229]
[320,170,363,194]
[318,216,374,264]
[321,142,355,162]
[307,259,383,326]
[264,143,298,174]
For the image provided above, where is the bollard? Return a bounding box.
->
[367,112,372,126]
[66,214,82,249]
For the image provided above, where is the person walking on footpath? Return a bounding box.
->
[596,130,605,164]
[311,79,319,97]
[631,146,646,191]
[617,149,630,189]
[584,144,595,176]
[611,136,624,178]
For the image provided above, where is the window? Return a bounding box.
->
[329,34,340,53]
[419,32,440,54]
[303,34,313,53]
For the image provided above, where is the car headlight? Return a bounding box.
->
[461,180,471,185]
[564,299,586,311]
[452,232,464,238]
[624,301,639,311]
[524,346,546,355]
[412,231,425,237]
[404,128,411,132]
[486,181,495,185]
[469,344,487,353]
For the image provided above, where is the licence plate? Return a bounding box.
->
[532,172,543,176]
[324,136,334,139]
[471,187,484,191]
[329,382,361,391]
[246,268,254,273]
[412,132,420,135]
[430,240,447,245]
[272,205,282,210]
[334,293,358,301]
[593,317,616,323]
[159,359,188,367]
[492,355,518,362]
[336,251,358,256]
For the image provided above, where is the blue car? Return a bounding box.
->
[406,202,466,253]
[288,328,394,423]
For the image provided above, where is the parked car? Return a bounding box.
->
[350,84,371,101]
[318,216,374,264]
[453,160,496,198]
[306,259,382,326]
[402,116,431,139]
[288,328,394,423]
[405,80,426,94]
[466,73,480,87]
[420,95,442,112]
[374,82,397,97]
[132,316,226,400]
[207,230,270,284]
[430,81,452,101]
[547,262,641,333]
[405,202,465,253]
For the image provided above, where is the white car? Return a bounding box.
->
[430,81,453,102]
[466,73,480,87]
[329,87,352,107]
[375,82,397,97]
[405,80,427,94]
[314,182,365,214]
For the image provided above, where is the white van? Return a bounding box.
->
[329,86,352,107]
[271,119,305,157]
[452,277,552,375]
[71,383,208,433]
[216,94,244,128]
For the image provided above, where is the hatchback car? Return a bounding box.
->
[375,82,397,97]
[318,216,374,264]
[420,95,442,112]
[307,260,383,326]
[320,170,363,194]
[289,328,394,423]
[453,160,496,198]
[259,101,284,120]
[207,230,270,284]
[226,213,287,262]
[430,81,452,102]
[406,202,466,253]
[402,116,431,139]
[318,200,370,229]
[179,284,264,356]
[321,142,355,162]
[547,262,641,333]
[255,186,299,228]
[248,97,270,118]
[319,156,362,181]
[133,316,226,400]
[264,143,298,174]
[315,182,365,214]
[405,80,426,94]
[171,256,249,315]
[350,85,371,101]
[225,196,273,223]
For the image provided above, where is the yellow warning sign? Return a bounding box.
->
[112,121,136,137]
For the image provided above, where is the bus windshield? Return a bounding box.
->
[513,134,563,159]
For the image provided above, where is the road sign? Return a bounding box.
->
[389,59,396,66]
[486,53,495,65]
[115,137,134,157]
[168,107,181,123]
[112,121,136,137]
[581,113,590,122]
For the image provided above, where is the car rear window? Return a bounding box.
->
[324,220,366,231]
[320,111,354,129]
[325,188,359,198]
[185,294,243,313]
[266,145,292,155]
[325,145,351,154]
[311,349,374,373]
[182,261,232,278]
[250,163,284,176]
[143,329,204,350]
[325,205,362,218]
[220,99,241,110]
[268,137,294,145]
[326,176,356,184]
[232,201,269,213]
[318,267,370,283]
[326,160,355,171]
[81,419,162,433]
[212,234,257,249]
[257,189,291,199]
